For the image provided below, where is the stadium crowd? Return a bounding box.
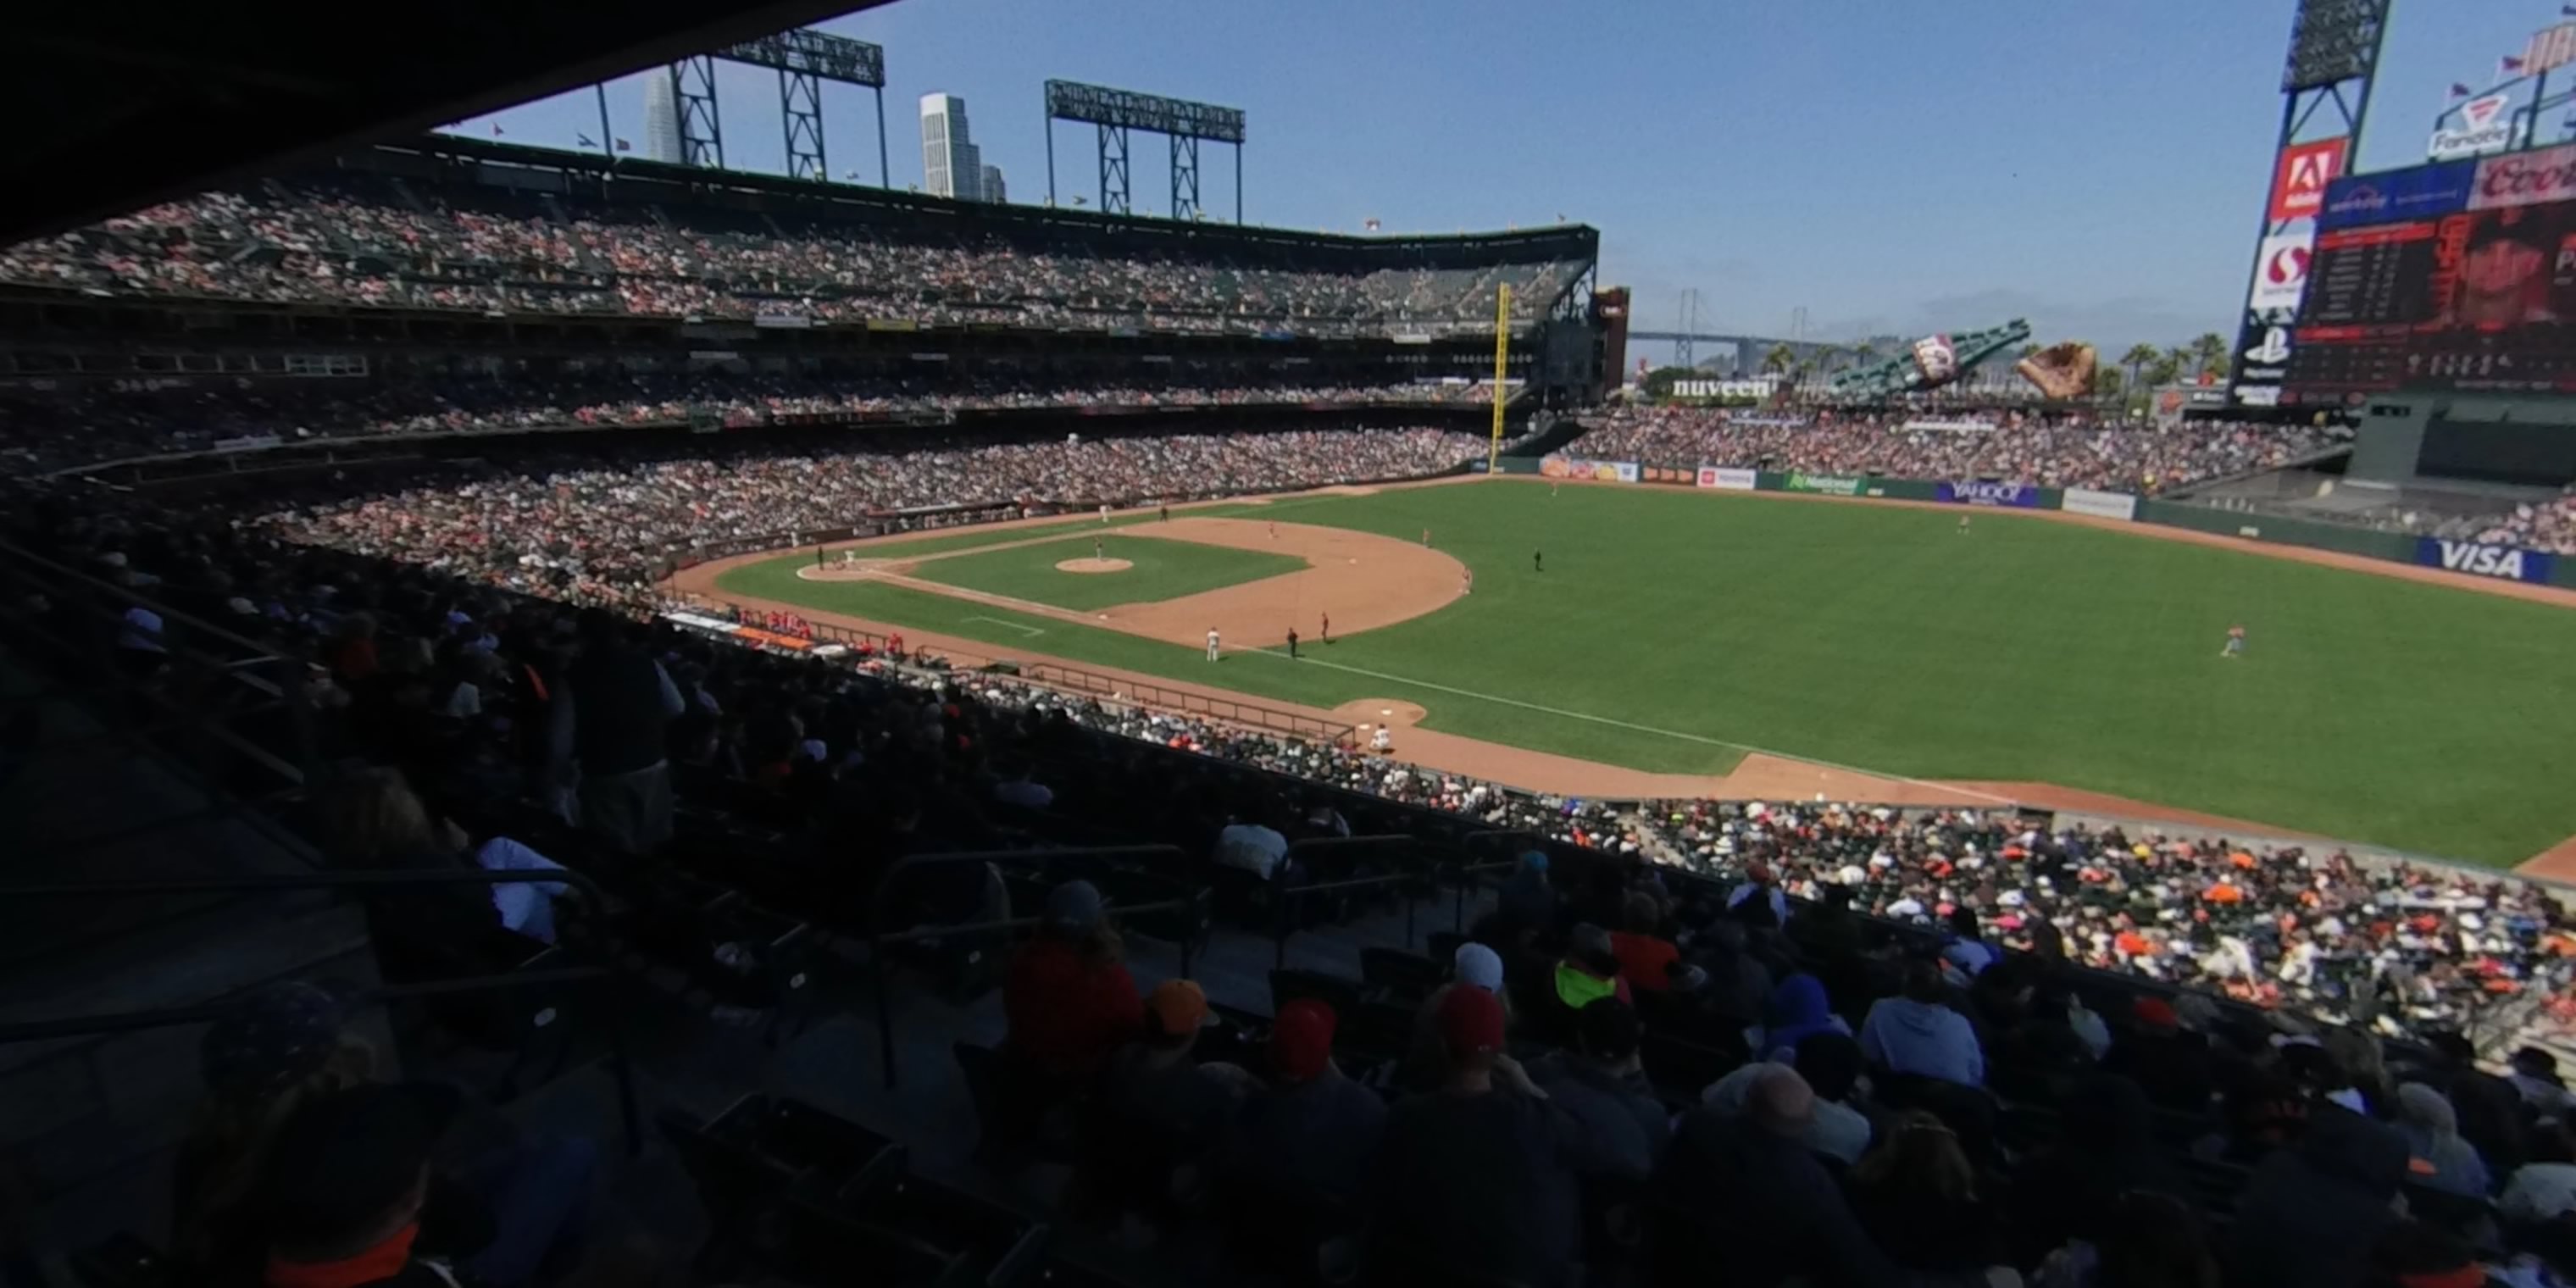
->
[0,374,1502,474]
[1635,799,2575,1045]
[14,419,2576,1288]
[2468,487,2576,557]
[255,426,1494,609]
[1574,408,2348,493]
[0,179,1584,335]
[31,463,2576,1288]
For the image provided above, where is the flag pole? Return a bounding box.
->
[1487,285,1511,475]
[596,85,616,165]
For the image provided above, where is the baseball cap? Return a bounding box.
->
[1145,979,1212,1036]
[1045,880,1104,934]
[201,981,353,1098]
[1270,999,1337,1083]
[1438,981,1506,1058]
[1453,942,1504,993]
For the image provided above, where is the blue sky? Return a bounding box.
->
[448,0,2576,353]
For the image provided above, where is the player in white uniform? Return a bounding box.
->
[1206,627,1221,661]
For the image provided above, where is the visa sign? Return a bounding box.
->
[2416,537,2557,582]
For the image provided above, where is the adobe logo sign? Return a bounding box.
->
[2268,137,2349,221]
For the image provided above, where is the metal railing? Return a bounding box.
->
[1018,663,1359,747]
[863,847,1202,1089]
[0,868,645,1154]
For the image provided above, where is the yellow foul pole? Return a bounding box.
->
[1486,284,1511,474]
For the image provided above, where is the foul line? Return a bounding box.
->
[965,615,1046,637]
[1247,648,2018,805]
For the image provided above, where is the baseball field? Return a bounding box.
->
[690,479,2576,869]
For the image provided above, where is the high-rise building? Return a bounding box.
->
[980,164,1006,204]
[642,73,684,164]
[919,93,983,201]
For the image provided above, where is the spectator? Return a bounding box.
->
[2511,1047,2576,1119]
[550,608,684,855]
[1847,1110,2006,1273]
[2395,1080,2492,1199]
[1100,979,1241,1136]
[2009,1074,2184,1264]
[1495,850,1558,933]
[1223,999,1386,1203]
[2225,1103,2412,1288]
[251,1085,453,1288]
[1525,997,1669,1180]
[1368,984,1593,1288]
[1002,880,1141,1080]
[2030,1191,2218,1288]
[1860,958,1986,1089]
[1212,799,1291,880]
[1668,1063,2010,1288]
[1607,891,1685,994]
[2101,998,2217,1113]
[1552,923,1633,1015]
[1403,941,1512,1090]
[1750,972,1851,1063]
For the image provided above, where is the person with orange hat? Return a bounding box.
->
[1096,979,1241,1148]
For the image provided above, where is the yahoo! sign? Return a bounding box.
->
[1936,480,2041,508]
[2470,143,2576,210]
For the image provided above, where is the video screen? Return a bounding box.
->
[2282,158,2576,402]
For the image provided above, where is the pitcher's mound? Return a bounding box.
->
[1335,698,1427,728]
[1056,558,1133,574]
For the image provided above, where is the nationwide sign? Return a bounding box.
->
[2268,137,2350,220]
[2470,142,2576,210]
[2428,93,2524,162]
[2316,160,2476,230]
[1783,472,1867,497]
[2416,537,2556,583]
[2249,231,2315,314]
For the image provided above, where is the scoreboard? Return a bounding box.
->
[2267,147,2576,404]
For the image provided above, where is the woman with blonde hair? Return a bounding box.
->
[1846,1110,2006,1271]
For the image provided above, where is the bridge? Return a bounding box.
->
[1624,330,1843,375]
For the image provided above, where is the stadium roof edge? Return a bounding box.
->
[4,1,895,247]
[347,135,1602,261]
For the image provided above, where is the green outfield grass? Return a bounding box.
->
[717,482,2576,866]
[900,533,1308,612]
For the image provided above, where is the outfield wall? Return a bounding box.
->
[1537,453,2576,591]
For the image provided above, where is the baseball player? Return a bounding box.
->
[1206,627,1221,662]
[2222,625,2246,659]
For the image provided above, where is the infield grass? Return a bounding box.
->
[719,481,2576,866]
[902,533,1307,612]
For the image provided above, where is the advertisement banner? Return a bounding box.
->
[2318,160,2477,230]
[2061,487,2140,521]
[1641,465,1694,485]
[2428,93,2525,162]
[1784,472,1866,497]
[2249,230,2315,314]
[2415,537,2556,583]
[1540,455,1641,483]
[1695,466,1758,491]
[1669,378,1777,400]
[1935,481,2043,508]
[2470,143,2576,210]
[2269,136,2350,220]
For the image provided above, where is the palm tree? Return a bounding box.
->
[2146,355,2183,387]
[1814,345,1843,373]
[1852,343,1880,369]
[1763,342,1795,375]
[2191,332,2229,380]
[2162,346,2193,383]
[2119,342,2158,397]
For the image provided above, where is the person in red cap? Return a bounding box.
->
[1219,1000,1387,1204]
[2100,996,2218,1114]
[1366,985,1598,1288]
